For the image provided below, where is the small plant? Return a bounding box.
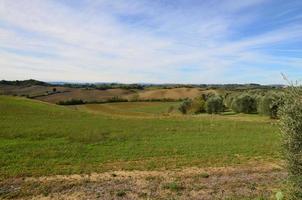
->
[162,182,184,192]
[276,191,284,200]
[199,172,210,178]
[116,190,126,197]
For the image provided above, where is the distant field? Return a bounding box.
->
[0,84,216,104]
[73,101,181,117]
[0,95,281,180]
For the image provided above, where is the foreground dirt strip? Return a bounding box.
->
[0,163,286,200]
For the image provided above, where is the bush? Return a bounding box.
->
[178,99,192,114]
[191,97,206,114]
[106,96,128,103]
[279,86,302,199]
[231,94,257,114]
[258,92,283,118]
[57,99,85,105]
[224,93,235,109]
[205,95,223,114]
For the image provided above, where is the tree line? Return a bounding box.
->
[178,91,283,118]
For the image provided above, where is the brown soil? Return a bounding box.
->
[0,163,286,200]
[138,88,216,100]
[35,88,136,103]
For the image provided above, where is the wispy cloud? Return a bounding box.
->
[0,0,301,83]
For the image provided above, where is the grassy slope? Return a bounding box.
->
[0,96,280,179]
[74,102,180,117]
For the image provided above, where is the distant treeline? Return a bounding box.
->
[0,79,49,86]
[178,90,285,118]
[57,97,179,105]
[1,79,285,90]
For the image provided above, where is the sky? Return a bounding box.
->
[0,0,302,84]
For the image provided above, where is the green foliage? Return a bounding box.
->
[116,190,127,197]
[205,95,224,114]
[57,99,85,105]
[231,94,257,114]
[162,182,184,191]
[258,92,283,118]
[279,86,302,199]
[106,96,128,103]
[178,99,192,114]
[199,172,210,178]
[0,79,49,86]
[275,191,284,200]
[178,96,207,114]
[191,96,206,114]
[224,93,236,109]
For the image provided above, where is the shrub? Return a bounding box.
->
[224,93,235,109]
[178,99,192,114]
[279,86,302,199]
[106,96,128,103]
[231,94,257,114]
[258,92,283,118]
[191,96,206,114]
[205,95,223,114]
[57,99,85,105]
[162,182,185,191]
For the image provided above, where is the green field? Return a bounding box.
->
[0,95,281,180]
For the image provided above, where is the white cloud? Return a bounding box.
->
[0,0,301,84]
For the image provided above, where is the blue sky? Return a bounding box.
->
[0,0,302,84]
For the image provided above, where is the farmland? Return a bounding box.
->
[0,94,284,199]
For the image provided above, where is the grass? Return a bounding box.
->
[73,101,180,117]
[0,95,281,179]
[162,182,185,192]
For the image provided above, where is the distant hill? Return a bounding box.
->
[0,79,49,86]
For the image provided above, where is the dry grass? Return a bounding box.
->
[0,162,286,199]
[35,88,135,103]
[138,88,217,100]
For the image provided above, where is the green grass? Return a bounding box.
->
[74,101,180,117]
[0,96,281,179]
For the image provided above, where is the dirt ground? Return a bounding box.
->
[0,163,286,200]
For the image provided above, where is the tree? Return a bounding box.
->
[231,93,257,114]
[191,96,206,114]
[205,95,223,114]
[178,99,192,114]
[279,86,302,199]
[258,92,283,118]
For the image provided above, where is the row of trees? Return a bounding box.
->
[226,91,283,118]
[179,91,283,118]
[178,94,224,114]
[179,86,301,198]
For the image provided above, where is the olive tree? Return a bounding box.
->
[191,96,206,114]
[258,91,283,118]
[231,93,257,114]
[205,95,224,114]
[178,99,192,114]
[279,86,302,199]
